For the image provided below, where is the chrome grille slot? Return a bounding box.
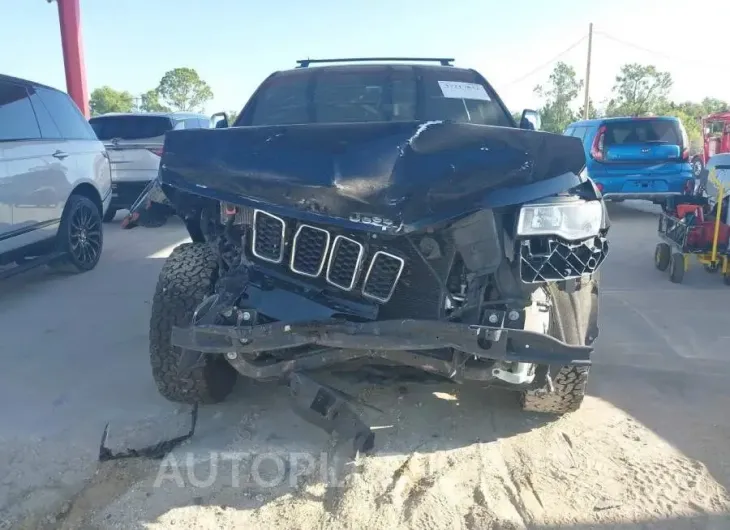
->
[250,210,406,302]
[362,251,405,303]
[290,224,330,277]
[252,210,285,263]
[326,235,364,290]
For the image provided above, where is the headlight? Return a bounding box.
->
[517,201,603,240]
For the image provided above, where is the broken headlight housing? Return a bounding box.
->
[517,199,608,283]
[517,200,603,241]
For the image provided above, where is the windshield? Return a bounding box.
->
[89,115,173,140]
[248,67,512,127]
[604,119,682,146]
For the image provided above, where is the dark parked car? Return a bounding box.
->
[123,58,609,450]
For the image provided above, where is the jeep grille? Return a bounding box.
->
[250,209,403,303]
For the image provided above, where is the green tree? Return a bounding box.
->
[667,108,701,149]
[701,97,729,115]
[227,110,239,125]
[578,99,600,120]
[533,62,583,133]
[605,63,672,117]
[657,101,702,148]
[89,86,134,116]
[138,89,170,113]
[155,67,213,112]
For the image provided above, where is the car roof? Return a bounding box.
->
[567,116,680,128]
[270,62,477,79]
[90,111,207,119]
[0,73,66,94]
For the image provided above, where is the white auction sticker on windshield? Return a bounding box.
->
[438,81,491,101]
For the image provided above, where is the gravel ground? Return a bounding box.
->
[2,203,730,530]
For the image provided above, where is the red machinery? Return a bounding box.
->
[691,112,730,177]
[656,167,730,284]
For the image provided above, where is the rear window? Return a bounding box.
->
[248,67,512,127]
[604,119,682,146]
[88,115,174,140]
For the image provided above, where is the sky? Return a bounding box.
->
[2,0,729,116]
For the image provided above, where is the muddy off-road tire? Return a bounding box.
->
[521,365,590,414]
[149,243,237,404]
[520,280,596,415]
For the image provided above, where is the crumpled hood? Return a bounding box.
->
[159,120,586,227]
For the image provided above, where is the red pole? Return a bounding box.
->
[56,0,89,118]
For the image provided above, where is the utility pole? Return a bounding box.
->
[583,23,593,120]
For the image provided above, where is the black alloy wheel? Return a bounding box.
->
[69,200,103,269]
[50,194,104,273]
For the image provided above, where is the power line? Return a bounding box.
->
[504,36,587,87]
[502,27,730,94]
[594,31,730,68]
[594,31,679,62]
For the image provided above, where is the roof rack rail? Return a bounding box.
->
[296,57,455,68]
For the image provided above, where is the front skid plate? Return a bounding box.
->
[171,319,592,367]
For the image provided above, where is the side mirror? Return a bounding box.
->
[519,109,540,131]
[211,111,229,129]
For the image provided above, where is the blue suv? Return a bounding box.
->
[564,116,694,203]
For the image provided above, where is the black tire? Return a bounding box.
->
[723,273,730,286]
[521,365,590,414]
[149,243,237,404]
[48,194,103,273]
[654,243,670,271]
[520,282,594,415]
[669,252,685,284]
[102,207,117,223]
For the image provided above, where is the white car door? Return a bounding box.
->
[0,80,63,254]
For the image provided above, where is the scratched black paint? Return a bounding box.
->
[158,121,586,227]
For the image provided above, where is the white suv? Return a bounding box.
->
[0,74,112,277]
[88,111,211,222]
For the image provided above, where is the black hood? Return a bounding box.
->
[159,121,586,227]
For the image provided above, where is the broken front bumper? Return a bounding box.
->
[171,314,592,385]
[167,276,597,453]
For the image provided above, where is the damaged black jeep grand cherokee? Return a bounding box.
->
[124,57,609,447]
